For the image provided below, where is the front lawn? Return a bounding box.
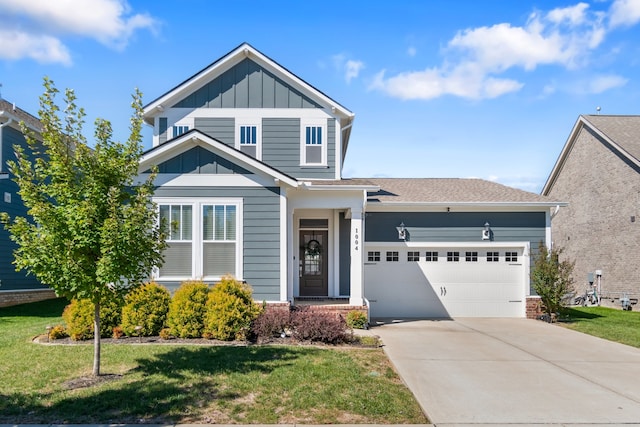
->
[562,306,640,348]
[0,298,426,424]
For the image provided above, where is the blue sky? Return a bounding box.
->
[1,0,640,192]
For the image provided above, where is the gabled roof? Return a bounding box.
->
[139,129,298,188]
[361,178,558,206]
[143,42,354,121]
[542,115,640,195]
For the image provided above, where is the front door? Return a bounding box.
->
[299,230,328,296]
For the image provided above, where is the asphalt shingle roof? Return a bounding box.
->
[312,178,556,204]
[581,115,640,162]
[0,99,41,131]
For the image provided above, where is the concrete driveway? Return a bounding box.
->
[373,318,640,426]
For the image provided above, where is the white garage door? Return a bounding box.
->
[364,244,528,318]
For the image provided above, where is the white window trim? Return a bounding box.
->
[154,197,243,282]
[235,121,262,160]
[300,119,327,166]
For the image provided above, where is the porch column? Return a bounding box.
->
[349,209,364,306]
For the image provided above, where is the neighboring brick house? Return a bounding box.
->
[542,115,640,302]
[0,99,54,307]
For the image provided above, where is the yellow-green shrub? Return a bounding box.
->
[48,324,67,340]
[121,282,171,336]
[204,275,262,341]
[62,297,122,340]
[346,310,368,329]
[167,280,210,338]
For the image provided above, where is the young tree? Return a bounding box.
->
[1,78,167,376]
[532,242,575,320]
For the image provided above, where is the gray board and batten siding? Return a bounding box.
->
[152,146,252,175]
[0,126,46,290]
[153,186,281,301]
[159,117,336,180]
[172,58,323,110]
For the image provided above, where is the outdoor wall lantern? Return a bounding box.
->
[398,222,406,240]
[482,222,491,240]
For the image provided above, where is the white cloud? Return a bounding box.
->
[345,60,365,83]
[0,0,158,64]
[587,74,628,93]
[0,29,71,64]
[332,54,365,83]
[371,2,631,101]
[609,0,640,28]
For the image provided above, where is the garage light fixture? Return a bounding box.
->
[398,222,406,240]
[482,222,491,240]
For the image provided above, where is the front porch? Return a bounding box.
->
[289,297,368,318]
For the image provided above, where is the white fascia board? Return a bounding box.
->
[302,184,380,192]
[366,202,568,213]
[139,131,298,188]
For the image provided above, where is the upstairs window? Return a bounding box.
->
[301,121,326,166]
[236,123,261,159]
[173,125,189,138]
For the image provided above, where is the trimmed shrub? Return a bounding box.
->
[121,282,171,337]
[112,326,124,339]
[204,275,262,341]
[62,297,122,340]
[290,307,348,344]
[251,305,291,341]
[167,280,210,338]
[48,325,67,340]
[159,327,172,340]
[346,310,368,329]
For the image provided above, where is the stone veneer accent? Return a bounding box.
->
[0,289,57,308]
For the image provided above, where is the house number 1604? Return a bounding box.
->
[354,228,359,251]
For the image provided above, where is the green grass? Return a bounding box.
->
[0,298,427,424]
[562,306,640,348]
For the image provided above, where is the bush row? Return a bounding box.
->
[55,276,366,344]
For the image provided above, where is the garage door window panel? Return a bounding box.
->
[506,251,518,262]
[487,251,499,262]
[407,251,420,262]
[386,251,399,262]
[465,251,478,262]
[426,251,438,262]
[447,251,460,262]
[368,251,380,262]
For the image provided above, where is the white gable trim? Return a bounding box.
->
[143,43,354,123]
[139,130,298,188]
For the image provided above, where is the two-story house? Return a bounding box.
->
[0,99,54,307]
[140,43,563,319]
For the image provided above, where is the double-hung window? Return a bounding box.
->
[159,204,193,277]
[202,205,237,276]
[155,199,242,280]
[236,123,261,159]
[301,120,326,165]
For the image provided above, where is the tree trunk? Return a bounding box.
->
[93,299,101,376]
